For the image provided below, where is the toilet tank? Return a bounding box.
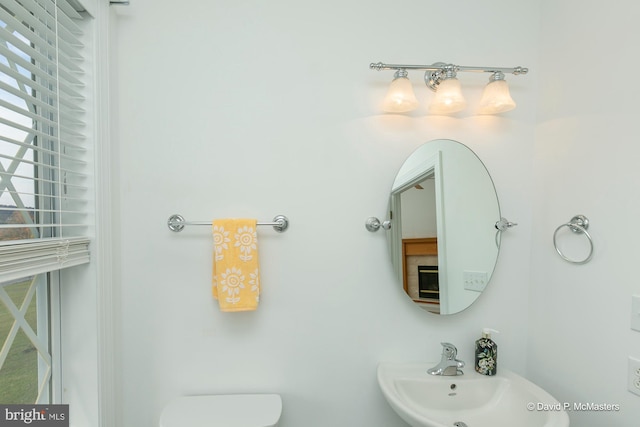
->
[159,394,282,427]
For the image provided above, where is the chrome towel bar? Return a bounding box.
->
[167,214,289,233]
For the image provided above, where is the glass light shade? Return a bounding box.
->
[478,79,516,114]
[429,78,466,114]
[382,76,419,113]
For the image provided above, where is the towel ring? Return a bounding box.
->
[553,215,593,265]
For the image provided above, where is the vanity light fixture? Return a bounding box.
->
[370,61,528,115]
[382,69,420,113]
[478,72,516,114]
[428,68,466,114]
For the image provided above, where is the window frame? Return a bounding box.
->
[0,0,95,409]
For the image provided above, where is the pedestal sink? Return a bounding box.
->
[378,362,569,427]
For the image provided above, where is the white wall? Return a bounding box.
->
[400,181,437,238]
[529,1,640,425]
[111,1,538,425]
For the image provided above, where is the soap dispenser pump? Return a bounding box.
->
[475,328,499,376]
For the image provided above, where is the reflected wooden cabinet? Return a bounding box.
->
[402,238,439,310]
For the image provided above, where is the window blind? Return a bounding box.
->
[0,0,90,280]
[0,236,89,281]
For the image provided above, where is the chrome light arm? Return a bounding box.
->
[370,62,528,92]
[370,61,528,75]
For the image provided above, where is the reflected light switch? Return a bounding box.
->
[632,296,640,332]
[463,271,488,292]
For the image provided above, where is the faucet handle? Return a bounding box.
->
[440,342,457,359]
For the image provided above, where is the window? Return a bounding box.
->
[0,273,51,403]
[0,0,91,404]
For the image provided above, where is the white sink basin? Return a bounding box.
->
[378,362,569,427]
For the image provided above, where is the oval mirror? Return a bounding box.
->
[387,139,501,315]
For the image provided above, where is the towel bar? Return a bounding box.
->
[167,214,289,233]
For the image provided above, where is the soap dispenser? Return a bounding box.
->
[475,328,499,376]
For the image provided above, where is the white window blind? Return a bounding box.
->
[0,0,90,280]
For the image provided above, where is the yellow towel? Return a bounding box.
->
[212,219,260,312]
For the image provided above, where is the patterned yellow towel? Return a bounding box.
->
[212,219,260,312]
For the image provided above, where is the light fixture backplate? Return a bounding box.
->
[424,62,448,91]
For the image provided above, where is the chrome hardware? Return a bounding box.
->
[167,214,289,233]
[424,62,450,91]
[365,217,391,232]
[167,214,186,232]
[553,214,593,264]
[495,217,518,231]
[370,61,529,93]
[428,342,465,376]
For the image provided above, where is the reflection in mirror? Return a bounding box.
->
[387,139,500,315]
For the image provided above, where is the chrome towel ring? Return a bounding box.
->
[553,215,593,264]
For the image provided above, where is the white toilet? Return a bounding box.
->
[159,394,282,427]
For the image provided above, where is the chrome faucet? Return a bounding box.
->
[427,342,465,376]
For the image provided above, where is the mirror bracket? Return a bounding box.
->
[365,217,392,232]
[495,217,518,231]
